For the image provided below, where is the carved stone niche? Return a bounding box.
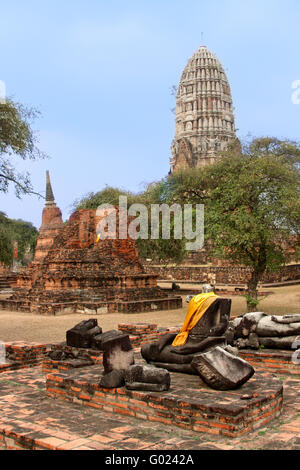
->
[141,298,231,374]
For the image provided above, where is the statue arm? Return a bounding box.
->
[171,336,226,355]
[157,333,177,353]
[209,323,227,336]
[170,343,201,355]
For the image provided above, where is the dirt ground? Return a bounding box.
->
[0,284,299,344]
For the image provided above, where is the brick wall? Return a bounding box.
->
[0,342,48,373]
[144,264,300,284]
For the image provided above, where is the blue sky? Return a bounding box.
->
[1,0,300,228]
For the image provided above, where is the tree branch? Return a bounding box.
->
[0,173,45,199]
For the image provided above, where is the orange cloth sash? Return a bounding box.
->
[172,292,219,347]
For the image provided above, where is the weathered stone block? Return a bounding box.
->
[191,346,255,390]
[99,370,125,389]
[66,319,102,349]
[102,333,134,374]
[91,330,123,351]
[125,364,170,391]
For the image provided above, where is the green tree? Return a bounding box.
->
[0,212,38,266]
[0,226,13,266]
[167,137,300,311]
[0,98,46,197]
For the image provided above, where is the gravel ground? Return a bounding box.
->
[0,285,299,344]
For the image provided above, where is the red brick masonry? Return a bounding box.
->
[239,349,300,375]
[45,358,283,438]
[0,367,298,450]
[0,342,48,373]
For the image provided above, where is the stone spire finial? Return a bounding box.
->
[46,170,55,205]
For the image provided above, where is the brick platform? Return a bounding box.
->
[0,366,299,450]
[0,342,48,373]
[239,349,300,375]
[46,355,283,438]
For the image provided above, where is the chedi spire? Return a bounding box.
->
[46,170,55,205]
[33,170,63,262]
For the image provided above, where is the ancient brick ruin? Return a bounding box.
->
[0,172,181,314]
[33,170,64,263]
[170,46,237,172]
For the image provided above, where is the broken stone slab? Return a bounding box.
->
[271,314,300,325]
[99,370,125,389]
[191,346,255,391]
[91,330,124,351]
[125,364,170,391]
[66,319,102,348]
[259,335,300,350]
[256,316,300,338]
[102,333,134,374]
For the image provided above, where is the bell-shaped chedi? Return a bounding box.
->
[4,198,182,314]
[34,171,63,263]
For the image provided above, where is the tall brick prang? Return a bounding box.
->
[170,45,238,172]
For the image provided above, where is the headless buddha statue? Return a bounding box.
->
[141,292,231,374]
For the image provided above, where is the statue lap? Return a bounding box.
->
[141,298,231,374]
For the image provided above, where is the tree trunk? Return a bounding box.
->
[246,270,260,312]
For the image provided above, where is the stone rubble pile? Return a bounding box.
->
[225,312,300,350]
